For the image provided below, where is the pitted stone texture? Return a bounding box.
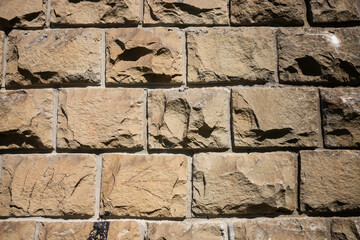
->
[331,218,360,240]
[0,221,36,240]
[192,152,297,216]
[101,154,188,218]
[300,150,360,214]
[144,0,228,26]
[231,0,305,26]
[0,0,46,28]
[0,31,5,86]
[39,221,141,240]
[6,29,101,88]
[309,0,360,23]
[232,88,320,149]
[321,88,360,148]
[57,88,144,150]
[106,28,183,85]
[187,28,275,85]
[51,0,140,26]
[0,154,96,217]
[148,88,230,150]
[278,28,360,86]
[0,90,53,150]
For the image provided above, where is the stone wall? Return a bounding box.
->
[0,0,359,239]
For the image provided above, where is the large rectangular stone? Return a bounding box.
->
[0,221,37,240]
[309,0,360,23]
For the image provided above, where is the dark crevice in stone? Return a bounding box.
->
[0,130,47,149]
[295,56,322,76]
[116,47,153,62]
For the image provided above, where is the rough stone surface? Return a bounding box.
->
[0,221,36,240]
[331,218,360,240]
[39,221,141,240]
[231,0,305,26]
[278,28,360,86]
[187,28,275,85]
[148,88,230,149]
[0,89,53,150]
[309,0,360,23]
[192,152,297,216]
[0,0,46,29]
[300,150,360,214]
[106,28,183,85]
[232,88,320,149]
[57,88,144,150]
[51,0,140,26]
[101,154,188,218]
[0,154,96,217]
[6,29,101,88]
[321,88,360,148]
[0,31,5,87]
[144,0,229,26]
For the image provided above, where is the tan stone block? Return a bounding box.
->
[0,89,53,150]
[187,28,275,85]
[0,31,4,86]
[300,150,360,214]
[148,88,230,149]
[0,221,36,240]
[6,29,101,88]
[57,88,145,150]
[0,154,96,217]
[192,152,297,216]
[331,218,360,240]
[106,28,183,85]
[232,87,320,149]
[101,154,188,218]
[144,0,229,26]
[309,0,360,23]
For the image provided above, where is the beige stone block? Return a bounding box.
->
[0,221,36,240]
[0,31,4,86]
[309,0,360,23]
[331,218,360,240]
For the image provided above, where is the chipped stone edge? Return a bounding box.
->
[182,29,187,88]
[1,34,7,90]
[52,89,59,153]
[45,0,52,28]
[186,155,193,219]
[101,29,106,88]
[0,155,3,181]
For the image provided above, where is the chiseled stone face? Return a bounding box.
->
[6,29,101,88]
[101,154,188,218]
[0,90,54,150]
[331,218,360,240]
[0,154,96,217]
[106,28,183,86]
[144,0,229,26]
[148,88,230,150]
[300,150,360,214]
[309,0,360,23]
[57,88,145,150]
[321,88,360,148]
[187,28,275,85]
[278,28,360,86]
[232,87,320,149]
[0,221,37,240]
[192,152,297,216]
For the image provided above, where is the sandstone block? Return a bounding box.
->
[309,0,360,23]
[321,88,360,148]
[0,31,5,87]
[192,152,297,216]
[300,150,360,214]
[0,89,53,150]
[148,88,230,149]
[231,0,305,26]
[331,218,360,240]
[101,154,188,218]
[187,28,275,85]
[57,88,144,150]
[232,87,320,149]
[0,154,96,217]
[144,0,228,26]
[278,28,360,86]
[0,221,36,240]
[6,29,101,88]
[106,28,183,85]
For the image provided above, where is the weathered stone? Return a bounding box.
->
[0,0,46,28]
[39,221,141,240]
[187,28,275,85]
[0,31,5,86]
[57,88,144,150]
[51,0,140,26]
[0,221,36,240]
[300,150,360,214]
[232,88,320,149]
[331,218,360,240]
[148,88,230,149]
[231,0,305,26]
[192,152,297,216]
[0,90,53,150]
[144,0,228,26]
[234,218,331,240]
[6,29,101,88]
[278,28,360,86]
[147,222,226,240]
[106,28,183,85]
[0,154,96,217]
[321,88,360,148]
[309,0,360,23]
